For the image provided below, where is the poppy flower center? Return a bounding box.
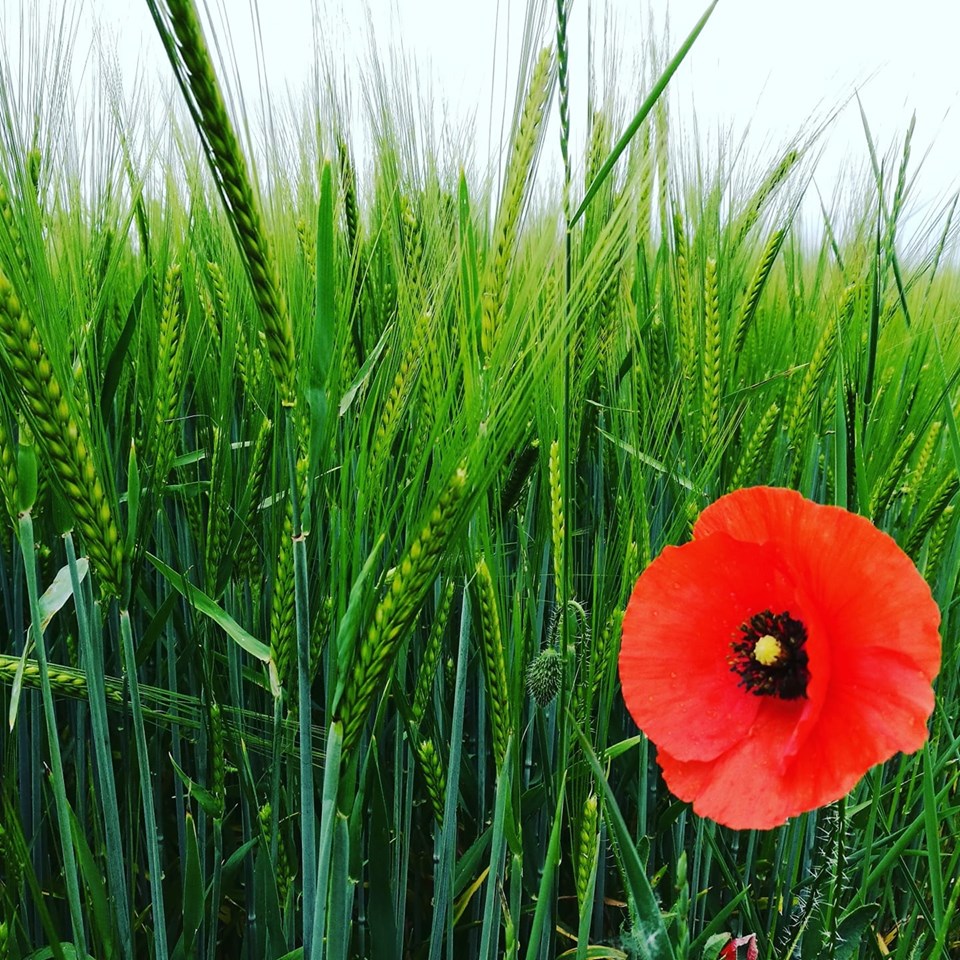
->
[753,634,782,665]
[729,609,809,700]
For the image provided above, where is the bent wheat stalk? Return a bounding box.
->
[0,653,325,763]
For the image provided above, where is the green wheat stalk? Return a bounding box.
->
[145,0,297,404]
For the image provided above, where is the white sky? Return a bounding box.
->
[4,0,960,231]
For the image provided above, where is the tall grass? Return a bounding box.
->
[0,1,958,958]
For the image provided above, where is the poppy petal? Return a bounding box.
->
[658,646,937,829]
[796,645,936,774]
[620,532,808,763]
[695,486,940,680]
[656,702,822,829]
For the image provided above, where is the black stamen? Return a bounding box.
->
[729,609,809,700]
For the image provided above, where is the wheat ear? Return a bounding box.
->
[339,466,468,749]
[473,555,512,769]
[149,0,297,403]
[0,272,122,595]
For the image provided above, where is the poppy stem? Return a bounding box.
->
[827,795,847,959]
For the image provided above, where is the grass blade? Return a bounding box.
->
[571,0,719,225]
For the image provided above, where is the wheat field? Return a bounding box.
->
[0,1,958,958]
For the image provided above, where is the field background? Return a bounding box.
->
[0,1,958,958]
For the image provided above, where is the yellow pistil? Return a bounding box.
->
[753,634,783,667]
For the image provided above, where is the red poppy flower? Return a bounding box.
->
[619,486,941,830]
[719,934,758,960]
